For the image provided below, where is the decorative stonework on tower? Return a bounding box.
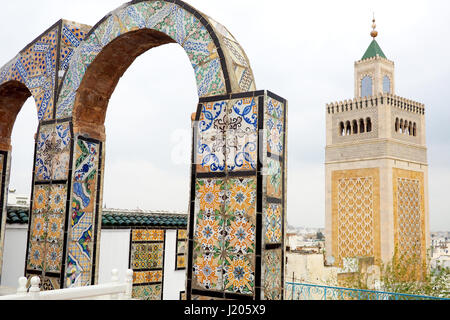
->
[325,19,429,268]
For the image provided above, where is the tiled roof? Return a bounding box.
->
[362,40,387,60]
[6,207,187,228]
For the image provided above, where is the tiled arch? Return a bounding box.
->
[55,0,256,121]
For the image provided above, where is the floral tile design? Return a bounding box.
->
[48,184,67,215]
[193,251,223,291]
[266,158,282,199]
[44,241,63,273]
[30,213,47,242]
[223,254,255,295]
[132,284,162,301]
[194,212,224,253]
[32,185,50,214]
[27,240,45,271]
[225,178,256,218]
[177,255,186,269]
[195,178,226,215]
[224,215,255,255]
[133,271,163,285]
[263,203,283,245]
[263,249,282,300]
[46,214,64,243]
[41,276,61,291]
[266,116,284,156]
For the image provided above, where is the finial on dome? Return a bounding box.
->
[371,14,378,39]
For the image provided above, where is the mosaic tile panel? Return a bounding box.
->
[55,0,257,118]
[263,203,282,245]
[66,138,101,288]
[130,229,165,300]
[35,122,71,181]
[27,183,68,277]
[266,158,282,199]
[131,243,164,270]
[175,228,187,270]
[193,250,223,291]
[223,254,255,295]
[132,284,162,300]
[263,249,282,300]
[196,98,258,173]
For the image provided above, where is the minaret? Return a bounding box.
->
[325,18,429,269]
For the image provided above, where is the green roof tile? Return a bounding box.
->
[362,40,387,60]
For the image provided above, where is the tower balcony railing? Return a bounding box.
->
[285,282,450,301]
[326,93,425,115]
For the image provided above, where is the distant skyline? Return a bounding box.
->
[1,0,449,230]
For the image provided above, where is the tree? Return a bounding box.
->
[340,248,450,299]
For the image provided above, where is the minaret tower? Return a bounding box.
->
[325,18,429,268]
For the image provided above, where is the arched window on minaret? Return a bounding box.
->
[345,121,351,135]
[359,118,365,133]
[339,122,345,136]
[352,120,358,134]
[366,118,372,132]
[383,75,391,94]
[413,123,417,136]
[395,118,399,132]
[399,119,404,133]
[361,76,373,97]
[408,121,412,136]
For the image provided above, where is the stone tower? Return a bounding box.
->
[325,20,429,268]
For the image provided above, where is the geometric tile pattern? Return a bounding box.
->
[130,229,165,300]
[331,168,381,268]
[0,27,58,121]
[175,229,187,270]
[188,91,287,301]
[337,177,375,261]
[393,169,426,265]
[55,0,255,119]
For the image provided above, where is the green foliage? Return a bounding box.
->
[340,249,450,299]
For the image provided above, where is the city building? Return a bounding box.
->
[325,20,430,267]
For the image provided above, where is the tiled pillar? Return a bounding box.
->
[25,121,104,289]
[0,151,10,280]
[186,90,287,300]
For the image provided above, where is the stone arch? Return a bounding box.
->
[0,81,32,150]
[55,0,256,139]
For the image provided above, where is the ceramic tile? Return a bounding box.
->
[224,215,255,255]
[27,240,45,271]
[225,177,256,218]
[133,271,163,285]
[131,243,164,270]
[44,241,63,273]
[132,284,162,300]
[266,158,282,199]
[192,250,223,291]
[263,203,283,245]
[132,229,165,242]
[223,254,255,295]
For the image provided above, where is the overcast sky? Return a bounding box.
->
[1,0,449,231]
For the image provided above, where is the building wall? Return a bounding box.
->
[1,226,186,299]
[0,225,27,288]
[286,253,338,285]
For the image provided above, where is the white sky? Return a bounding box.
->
[0,0,449,230]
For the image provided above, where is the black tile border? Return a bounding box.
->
[0,150,8,278]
